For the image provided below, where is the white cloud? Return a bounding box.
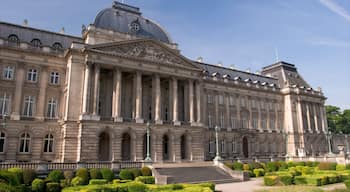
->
[319,0,350,22]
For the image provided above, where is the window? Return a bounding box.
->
[0,93,10,116]
[30,39,42,48]
[230,117,236,129]
[19,133,30,153]
[0,132,5,153]
[207,94,213,104]
[50,72,59,85]
[220,111,225,128]
[229,96,235,106]
[208,111,213,128]
[240,97,245,107]
[23,96,35,117]
[231,141,236,153]
[209,140,215,153]
[251,100,256,108]
[220,140,225,153]
[47,98,57,118]
[218,95,224,105]
[27,69,38,82]
[43,134,54,153]
[8,34,19,46]
[270,119,275,130]
[52,42,63,50]
[3,66,14,80]
[253,119,258,129]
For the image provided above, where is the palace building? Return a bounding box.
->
[0,2,333,163]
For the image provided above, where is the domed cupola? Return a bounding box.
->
[93,1,172,44]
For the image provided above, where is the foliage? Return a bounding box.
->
[264,175,279,186]
[22,169,36,186]
[278,161,288,171]
[253,169,265,177]
[48,170,64,183]
[46,182,60,192]
[135,176,155,184]
[243,164,251,171]
[198,182,215,191]
[75,168,89,185]
[266,162,278,172]
[31,178,45,192]
[119,169,134,180]
[63,170,74,187]
[279,175,293,185]
[337,164,346,171]
[318,162,337,170]
[251,162,264,169]
[100,168,114,182]
[140,167,152,176]
[294,176,307,185]
[89,168,101,180]
[301,166,314,175]
[233,162,243,170]
[130,168,142,179]
[345,180,350,189]
[0,183,17,192]
[127,182,146,192]
[0,170,20,185]
[71,176,84,186]
[326,105,350,134]
[7,168,23,184]
[88,179,108,185]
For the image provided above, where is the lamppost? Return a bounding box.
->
[326,129,333,155]
[282,130,289,158]
[214,125,222,162]
[144,122,152,162]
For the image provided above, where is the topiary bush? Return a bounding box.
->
[287,161,295,168]
[89,179,108,185]
[0,170,20,186]
[135,176,155,184]
[345,180,350,189]
[75,168,89,185]
[279,174,293,185]
[264,175,279,186]
[31,178,45,192]
[233,162,243,170]
[130,168,142,179]
[71,176,84,186]
[89,168,101,179]
[63,170,74,187]
[0,183,16,192]
[278,161,288,171]
[253,168,265,177]
[251,162,263,169]
[7,168,23,184]
[295,161,306,166]
[100,168,114,182]
[119,169,134,180]
[127,182,146,192]
[199,182,215,191]
[243,164,251,171]
[266,162,278,172]
[294,176,307,185]
[337,164,346,171]
[140,167,152,176]
[22,169,36,186]
[301,166,314,175]
[47,170,64,183]
[46,182,60,192]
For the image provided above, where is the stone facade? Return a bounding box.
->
[0,2,340,163]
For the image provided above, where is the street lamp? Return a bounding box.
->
[326,129,333,155]
[144,121,152,162]
[213,125,222,162]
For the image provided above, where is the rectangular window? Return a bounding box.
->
[3,66,14,80]
[209,141,215,153]
[220,140,225,153]
[270,119,275,130]
[207,94,213,104]
[230,117,236,129]
[23,96,35,117]
[0,132,5,153]
[208,111,213,128]
[229,96,235,106]
[46,98,57,118]
[240,97,245,107]
[220,111,225,128]
[253,119,258,129]
[251,100,256,108]
[219,95,224,105]
[0,93,10,116]
[50,72,60,85]
[231,141,236,153]
[27,69,38,82]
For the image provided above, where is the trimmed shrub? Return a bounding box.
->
[135,176,155,184]
[243,164,251,171]
[119,169,134,180]
[140,167,152,176]
[48,170,64,183]
[318,162,337,170]
[32,178,45,192]
[302,166,314,175]
[253,168,265,177]
[75,168,89,185]
[71,176,84,186]
[63,170,74,186]
[278,161,288,171]
[280,175,293,185]
[173,183,184,190]
[233,162,243,170]
[305,176,322,186]
[320,175,328,185]
[0,183,16,192]
[264,175,279,186]
[89,179,108,185]
[346,164,350,170]
[127,182,146,192]
[22,169,36,185]
[251,162,263,169]
[7,168,23,184]
[46,182,60,192]
[100,168,114,182]
[0,170,20,185]
[337,164,346,171]
[89,168,101,179]
[294,176,307,185]
[295,161,306,166]
[199,182,215,191]
[288,167,301,176]
[328,175,339,184]
[345,180,350,189]
[112,179,121,184]
[130,168,141,179]
[341,173,350,181]
[266,162,278,172]
[287,161,295,168]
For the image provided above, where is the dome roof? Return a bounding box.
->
[93,1,172,44]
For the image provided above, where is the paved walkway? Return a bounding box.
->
[216,178,347,192]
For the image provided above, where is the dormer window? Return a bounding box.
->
[223,74,230,79]
[52,42,63,50]
[212,72,220,78]
[233,77,241,81]
[129,21,141,34]
[31,39,42,48]
[8,34,19,46]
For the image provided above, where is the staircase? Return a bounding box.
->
[153,162,240,184]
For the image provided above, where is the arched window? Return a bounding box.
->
[19,132,31,153]
[52,42,63,50]
[43,134,54,153]
[30,39,42,48]
[0,132,6,153]
[8,34,19,46]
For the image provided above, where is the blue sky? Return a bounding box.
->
[0,0,349,109]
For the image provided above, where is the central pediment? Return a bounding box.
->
[85,39,200,70]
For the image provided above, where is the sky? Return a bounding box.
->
[0,0,349,109]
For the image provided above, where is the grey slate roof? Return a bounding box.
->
[93,1,172,44]
[0,21,83,49]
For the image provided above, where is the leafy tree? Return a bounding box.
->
[326,105,350,133]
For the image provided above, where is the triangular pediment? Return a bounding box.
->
[86,39,200,70]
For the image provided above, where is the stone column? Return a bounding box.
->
[236,95,241,128]
[215,93,219,127]
[92,64,100,120]
[313,103,319,133]
[297,100,304,133]
[306,103,312,133]
[35,67,48,120]
[258,100,262,132]
[225,94,231,131]
[154,74,162,124]
[195,81,201,125]
[80,62,92,119]
[135,72,143,123]
[274,103,279,131]
[11,64,25,120]
[267,106,271,132]
[188,79,195,125]
[113,68,123,122]
[172,78,180,125]
[319,104,326,133]
[248,99,253,129]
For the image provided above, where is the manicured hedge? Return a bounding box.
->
[89,168,101,179]
[264,175,279,186]
[279,174,293,185]
[46,182,60,192]
[135,176,155,184]
[47,170,64,183]
[100,168,114,182]
[32,178,45,192]
[253,168,265,177]
[88,179,108,185]
[119,169,134,180]
[141,167,152,176]
[345,179,350,189]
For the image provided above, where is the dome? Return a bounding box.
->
[93,1,172,44]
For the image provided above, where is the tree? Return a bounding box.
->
[325,105,350,134]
